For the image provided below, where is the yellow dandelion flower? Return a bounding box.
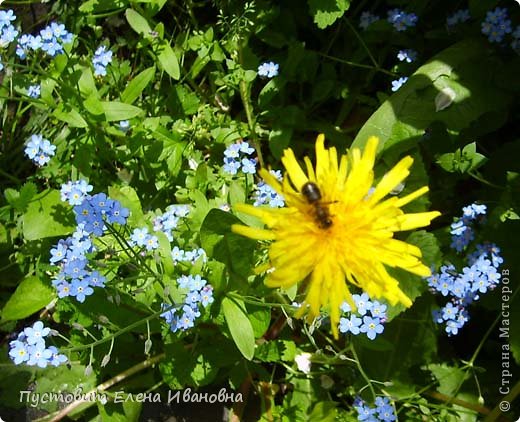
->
[232,135,440,338]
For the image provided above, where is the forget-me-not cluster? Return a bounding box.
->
[387,9,418,32]
[0,9,18,50]
[446,9,471,27]
[152,204,190,241]
[223,141,257,175]
[160,274,214,332]
[253,170,285,208]
[9,321,68,368]
[339,293,387,340]
[16,21,73,59]
[27,84,41,99]
[449,203,486,252]
[24,134,56,167]
[171,246,207,265]
[397,49,417,63]
[257,61,279,78]
[481,7,512,43]
[354,396,396,422]
[391,77,408,92]
[92,45,113,77]
[129,227,159,252]
[51,182,129,303]
[428,242,503,336]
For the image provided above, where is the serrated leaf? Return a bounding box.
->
[121,66,155,104]
[427,363,469,396]
[157,40,180,80]
[101,101,144,121]
[1,276,55,321]
[222,297,255,360]
[308,0,350,29]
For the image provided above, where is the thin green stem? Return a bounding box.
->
[344,17,378,68]
[350,342,376,400]
[316,51,398,77]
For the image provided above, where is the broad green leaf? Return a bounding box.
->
[22,189,75,240]
[121,66,155,104]
[101,101,144,121]
[125,8,152,35]
[200,209,256,279]
[83,94,104,116]
[78,67,98,98]
[156,231,174,276]
[309,402,337,422]
[247,304,271,337]
[222,296,255,360]
[308,0,350,29]
[1,276,55,321]
[34,364,97,413]
[54,106,88,128]
[157,40,180,80]
[353,39,513,159]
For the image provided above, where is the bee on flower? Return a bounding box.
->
[232,135,440,338]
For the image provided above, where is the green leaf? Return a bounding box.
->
[125,8,152,35]
[436,143,487,174]
[308,0,350,29]
[53,105,88,128]
[427,363,469,396]
[83,93,104,116]
[1,276,55,321]
[309,401,337,422]
[353,39,513,156]
[79,0,126,14]
[222,296,255,360]
[385,231,440,319]
[157,40,180,80]
[22,189,75,240]
[34,364,97,413]
[247,304,271,337]
[121,66,155,104]
[4,182,37,213]
[108,185,145,227]
[200,209,256,279]
[78,67,98,98]
[156,231,174,277]
[258,78,285,108]
[101,101,144,121]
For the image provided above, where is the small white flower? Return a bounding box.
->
[295,352,312,374]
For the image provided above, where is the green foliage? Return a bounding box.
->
[22,190,75,240]
[308,0,350,29]
[1,0,519,420]
[221,296,256,360]
[1,276,55,321]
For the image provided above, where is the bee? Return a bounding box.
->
[301,182,333,229]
